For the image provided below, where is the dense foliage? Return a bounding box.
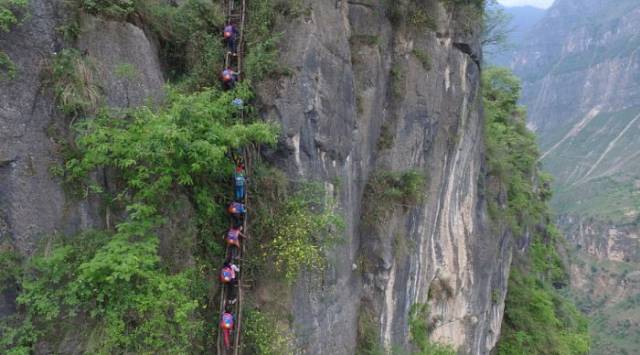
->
[484,67,590,354]
[3,231,201,354]
[484,67,549,235]
[0,0,28,79]
[242,308,291,354]
[265,183,343,282]
[1,83,277,353]
[0,0,28,32]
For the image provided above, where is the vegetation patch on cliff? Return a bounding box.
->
[484,67,590,354]
[362,169,426,227]
[47,49,102,116]
[409,303,456,355]
[253,178,344,283]
[1,83,278,353]
[0,0,29,80]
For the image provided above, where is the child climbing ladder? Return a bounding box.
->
[216,1,247,354]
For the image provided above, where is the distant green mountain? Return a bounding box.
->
[513,0,640,222]
[512,1,640,354]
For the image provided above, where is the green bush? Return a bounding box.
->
[47,49,102,116]
[136,0,225,87]
[350,34,380,47]
[363,170,426,226]
[357,307,385,355]
[0,51,16,80]
[390,66,406,99]
[412,48,432,71]
[79,0,134,19]
[408,5,437,31]
[484,67,591,354]
[243,309,291,354]
[0,0,28,32]
[0,0,29,80]
[409,303,456,355]
[0,245,21,292]
[1,230,202,354]
[244,0,291,82]
[262,183,343,282]
[497,271,590,355]
[3,81,278,352]
[483,67,543,235]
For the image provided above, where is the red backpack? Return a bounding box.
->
[220,266,235,283]
[220,313,234,329]
[222,70,233,82]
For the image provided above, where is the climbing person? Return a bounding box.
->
[221,67,239,90]
[219,260,239,284]
[233,164,246,202]
[226,147,244,167]
[227,201,246,227]
[224,225,245,248]
[220,308,235,349]
[223,23,238,55]
[224,225,247,260]
[220,259,240,305]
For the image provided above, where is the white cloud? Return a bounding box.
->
[497,0,554,8]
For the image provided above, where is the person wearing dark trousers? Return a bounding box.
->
[223,23,239,55]
[221,67,240,90]
[227,201,246,227]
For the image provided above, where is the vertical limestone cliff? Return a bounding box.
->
[256,1,507,353]
[1,0,512,354]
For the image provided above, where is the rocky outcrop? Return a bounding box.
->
[257,1,509,353]
[1,0,512,354]
[0,0,165,319]
[77,14,165,108]
[559,215,640,354]
[561,216,640,264]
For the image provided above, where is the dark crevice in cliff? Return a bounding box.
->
[453,42,480,67]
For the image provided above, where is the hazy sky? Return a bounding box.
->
[497,0,554,8]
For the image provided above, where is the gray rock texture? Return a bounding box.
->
[77,14,165,108]
[256,1,509,353]
[0,0,165,320]
[1,1,511,354]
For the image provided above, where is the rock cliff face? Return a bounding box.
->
[512,0,640,353]
[0,0,166,319]
[560,216,640,353]
[258,1,507,353]
[1,0,511,353]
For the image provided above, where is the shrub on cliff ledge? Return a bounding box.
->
[2,84,278,353]
[363,169,426,226]
[0,0,28,32]
[257,182,343,282]
[80,0,134,19]
[484,67,590,354]
[409,303,456,355]
[47,49,102,116]
[0,0,29,80]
